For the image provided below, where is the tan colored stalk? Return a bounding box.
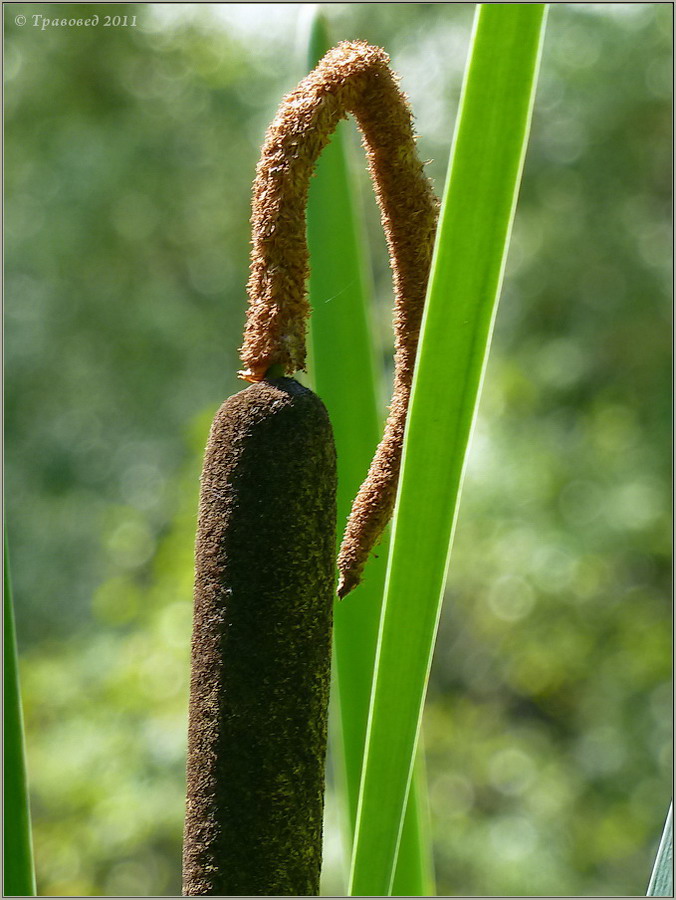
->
[240,41,438,598]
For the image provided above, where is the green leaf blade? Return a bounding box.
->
[349,6,548,895]
[647,804,673,897]
[305,9,434,895]
[4,535,36,897]
[306,1,387,830]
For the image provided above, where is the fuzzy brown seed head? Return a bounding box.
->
[240,41,439,596]
[183,379,336,896]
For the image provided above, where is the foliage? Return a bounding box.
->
[350,7,547,894]
[4,3,671,896]
[306,11,433,896]
[4,536,36,896]
[647,804,673,897]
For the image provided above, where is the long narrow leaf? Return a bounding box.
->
[647,804,673,897]
[306,0,386,826]
[4,534,36,897]
[349,6,548,895]
[305,9,433,895]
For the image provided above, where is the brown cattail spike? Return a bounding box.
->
[183,378,336,896]
[240,41,439,598]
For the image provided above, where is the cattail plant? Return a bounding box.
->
[182,41,437,897]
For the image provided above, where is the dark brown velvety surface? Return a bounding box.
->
[182,378,336,897]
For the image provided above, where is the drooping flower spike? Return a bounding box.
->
[239,41,439,597]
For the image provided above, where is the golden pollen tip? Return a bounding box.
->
[237,369,264,383]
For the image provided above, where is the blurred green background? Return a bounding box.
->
[4,3,671,896]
